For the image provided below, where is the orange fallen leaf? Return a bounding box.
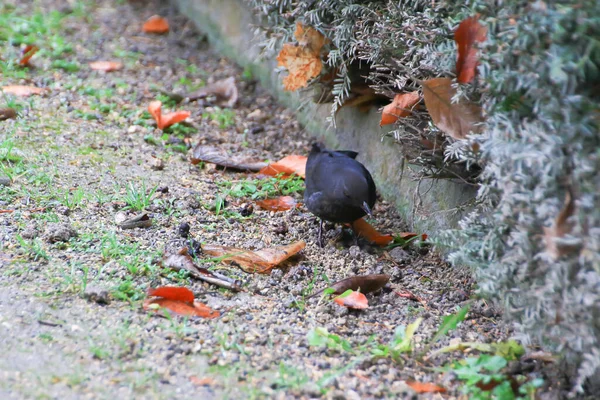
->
[2,85,47,97]
[19,45,38,66]
[380,91,420,126]
[422,77,483,140]
[334,290,369,310]
[201,240,306,274]
[142,15,169,34]
[406,381,447,394]
[259,155,307,178]
[147,286,195,303]
[144,298,220,318]
[455,15,487,84]
[89,61,123,72]
[397,232,428,241]
[276,23,327,91]
[148,100,191,130]
[255,196,298,211]
[189,376,215,386]
[351,218,393,246]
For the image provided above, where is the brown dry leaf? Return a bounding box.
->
[334,290,369,310]
[0,108,17,121]
[144,286,219,319]
[277,44,323,91]
[89,61,123,72]
[2,85,47,97]
[19,45,39,66]
[406,381,447,394]
[201,240,306,274]
[397,232,428,241]
[189,376,215,386]
[259,155,307,178]
[455,15,488,84]
[148,100,191,130]
[380,91,420,126]
[351,218,393,246]
[255,196,298,211]
[325,274,390,295]
[422,77,483,140]
[147,286,195,303]
[143,15,169,34]
[544,189,579,259]
[187,77,238,108]
[190,144,267,171]
[294,22,327,54]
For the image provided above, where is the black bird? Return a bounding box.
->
[304,143,377,247]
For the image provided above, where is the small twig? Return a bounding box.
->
[394,289,428,309]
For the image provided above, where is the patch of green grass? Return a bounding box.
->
[52,60,79,72]
[203,107,235,129]
[122,181,158,211]
[154,93,179,108]
[111,279,144,302]
[15,235,49,261]
[218,175,305,201]
[38,333,54,342]
[58,187,86,209]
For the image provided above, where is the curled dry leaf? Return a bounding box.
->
[142,15,169,34]
[144,286,219,319]
[201,240,306,274]
[148,100,191,130]
[312,274,390,298]
[2,85,47,97]
[334,290,369,310]
[19,45,39,66]
[0,108,17,121]
[351,218,393,246]
[422,77,483,140]
[187,77,238,108]
[276,23,327,91]
[190,144,267,171]
[89,61,123,72]
[397,232,428,241]
[255,196,298,211]
[380,91,420,126]
[544,188,580,259]
[406,381,447,394]
[455,15,488,84]
[259,155,307,178]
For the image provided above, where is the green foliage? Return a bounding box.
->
[218,175,304,200]
[203,107,235,129]
[123,181,158,211]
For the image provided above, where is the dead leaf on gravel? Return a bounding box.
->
[115,212,152,229]
[255,196,299,211]
[422,77,483,140]
[2,85,48,97]
[544,188,579,259]
[406,381,447,394]
[89,61,123,72]
[144,286,219,319]
[187,77,238,108]
[19,45,38,66]
[351,218,393,246]
[380,91,420,126]
[148,100,191,130]
[334,290,368,310]
[0,108,17,121]
[190,144,267,171]
[259,155,307,178]
[143,15,169,34]
[327,274,390,295]
[201,240,306,274]
[189,376,215,386]
[162,248,243,292]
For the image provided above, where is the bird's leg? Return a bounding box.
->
[317,218,324,248]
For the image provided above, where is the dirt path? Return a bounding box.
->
[0,1,521,399]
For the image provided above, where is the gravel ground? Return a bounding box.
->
[0,1,560,399]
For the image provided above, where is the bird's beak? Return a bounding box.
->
[361,201,373,218]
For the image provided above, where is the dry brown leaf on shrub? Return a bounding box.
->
[259,155,307,178]
[380,92,420,126]
[544,189,579,259]
[190,144,267,171]
[406,381,447,394]
[397,232,428,241]
[422,77,483,140]
[143,286,219,319]
[276,23,327,91]
[187,77,238,108]
[2,85,47,97]
[334,290,369,310]
[143,15,169,34]
[255,196,299,211]
[19,45,38,66]
[455,15,487,84]
[89,61,123,72]
[351,218,393,246]
[148,100,191,130]
[201,240,306,274]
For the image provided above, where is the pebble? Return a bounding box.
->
[389,247,409,263]
[83,285,111,305]
[44,223,77,243]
